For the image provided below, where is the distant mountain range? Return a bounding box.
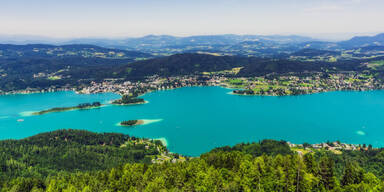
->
[63,34,316,56]
[339,33,384,48]
[64,33,384,57]
[1,33,383,57]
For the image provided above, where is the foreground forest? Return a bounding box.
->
[0,130,164,187]
[2,130,384,191]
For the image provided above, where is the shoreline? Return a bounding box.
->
[229,88,380,97]
[153,137,168,147]
[2,84,384,99]
[0,88,74,96]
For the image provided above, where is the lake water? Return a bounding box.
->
[1,86,384,156]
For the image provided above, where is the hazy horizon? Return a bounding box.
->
[0,31,382,43]
[1,0,383,41]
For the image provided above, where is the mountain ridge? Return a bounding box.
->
[0,43,152,59]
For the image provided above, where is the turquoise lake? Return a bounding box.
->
[1,86,384,156]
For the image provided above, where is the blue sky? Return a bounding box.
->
[0,0,383,39]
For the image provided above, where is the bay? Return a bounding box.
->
[1,86,383,156]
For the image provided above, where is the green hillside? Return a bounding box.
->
[2,130,384,191]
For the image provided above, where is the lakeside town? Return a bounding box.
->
[228,72,384,96]
[1,71,384,97]
[76,75,225,96]
[75,72,384,97]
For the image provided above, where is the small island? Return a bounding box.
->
[32,102,102,115]
[112,95,146,105]
[120,120,144,126]
[233,89,255,95]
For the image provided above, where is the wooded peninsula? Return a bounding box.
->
[32,102,102,115]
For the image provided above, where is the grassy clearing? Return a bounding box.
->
[367,60,384,70]
[203,67,243,75]
[48,76,61,80]
[291,147,312,155]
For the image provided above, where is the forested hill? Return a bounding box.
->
[0,57,133,91]
[117,53,369,78]
[114,53,253,78]
[339,33,384,48]
[2,130,384,191]
[292,49,341,57]
[0,129,164,181]
[0,44,151,59]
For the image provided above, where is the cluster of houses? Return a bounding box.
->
[122,137,186,164]
[0,87,74,95]
[151,154,187,164]
[232,72,384,96]
[77,75,226,95]
[2,71,383,97]
[288,141,361,151]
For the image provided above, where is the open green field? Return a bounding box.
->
[367,60,384,70]
[47,76,62,80]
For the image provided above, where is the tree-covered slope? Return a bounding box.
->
[115,53,253,78]
[292,49,341,57]
[2,131,384,191]
[116,53,371,78]
[0,57,132,91]
[0,129,163,182]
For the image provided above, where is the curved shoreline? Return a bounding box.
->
[229,89,370,97]
[19,111,38,117]
[153,137,168,147]
[3,84,383,99]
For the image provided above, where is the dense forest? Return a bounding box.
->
[113,53,252,78]
[2,130,384,191]
[115,53,376,78]
[0,130,163,187]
